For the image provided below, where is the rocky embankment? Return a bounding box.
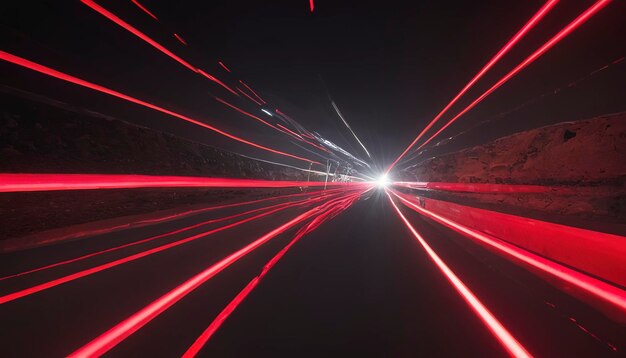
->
[0,92,323,249]
[401,113,626,229]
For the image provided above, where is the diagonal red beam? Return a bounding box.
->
[81,0,238,96]
[390,190,626,318]
[0,190,358,306]
[214,97,282,132]
[67,191,364,357]
[0,189,347,282]
[173,33,187,45]
[0,51,321,164]
[239,80,267,104]
[413,0,612,153]
[386,190,531,358]
[130,0,158,20]
[236,86,263,105]
[218,61,231,73]
[213,98,330,154]
[386,0,559,172]
[0,173,374,193]
[182,191,365,357]
[275,123,303,140]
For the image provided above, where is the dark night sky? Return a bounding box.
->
[1,0,624,172]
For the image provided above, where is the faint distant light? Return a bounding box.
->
[261,109,273,117]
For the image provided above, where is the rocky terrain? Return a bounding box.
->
[401,113,626,228]
[403,112,625,185]
[0,91,324,248]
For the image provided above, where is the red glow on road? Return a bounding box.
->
[0,51,320,164]
[386,191,531,358]
[173,33,187,45]
[0,189,346,282]
[414,0,612,152]
[239,80,267,104]
[130,0,158,20]
[218,61,232,72]
[386,0,559,172]
[391,190,626,317]
[68,192,364,357]
[0,190,359,306]
[0,173,372,193]
[182,192,363,357]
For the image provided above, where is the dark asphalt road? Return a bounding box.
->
[0,189,624,357]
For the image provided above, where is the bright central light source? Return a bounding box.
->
[376,173,390,188]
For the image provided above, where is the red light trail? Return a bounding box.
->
[390,190,626,318]
[81,0,238,96]
[182,193,362,357]
[130,0,158,20]
[386,190,531,358]
[0,189,360,306]
[310,0,314,13]
[212,96,327,155]
[0,51,321,164]
[173,33,187,45]
[236,86,264,105]
[213,97,280,131]
[239,80,267,104]
[393,181,572,194]
[386,0,559,172]
[68,191,366,357]
[218,61,232,73]
[0,189,346,282]
[0,173,373,193]
[393,193,626,288]
[275,123,303,139]
[412,0,612,154]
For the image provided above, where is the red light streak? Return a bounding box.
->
[414,0,612,152]
[212,97,328,154]
[386,191,531,358]
[81,0,238,96]
[393,181,571,194]
[218,61,232,72]
[0,189,346,282]
[386,0,559,172]
[196,69,238,96]
[275,123,303,140]
[390,190,626,317]
[300,138,331,154]
[236,86,263,105]
[68,192,363,357]
[173,33,187,45]
[130,0,158,20]
[309,0,314,12]
[0,51,321,164]
[0,190,358,306]
[182,192,363,357]
[0,173,373,193]
[239,80,266,104]
[214,97,278,129]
